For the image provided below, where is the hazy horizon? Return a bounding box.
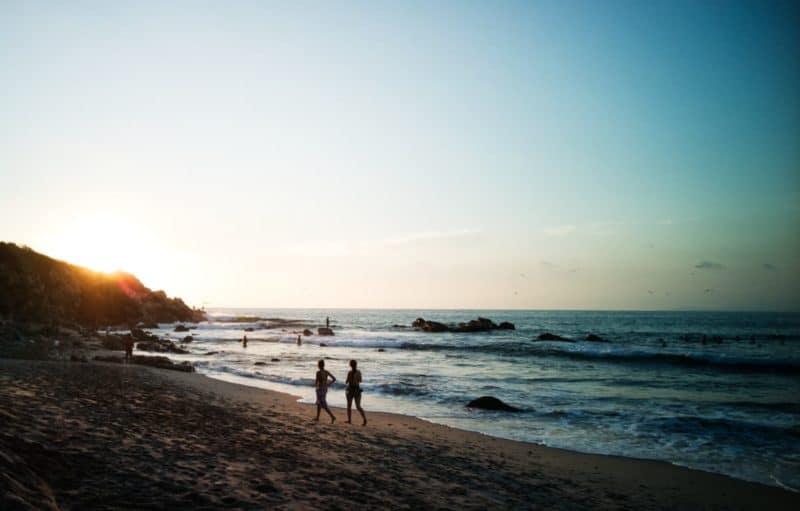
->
[2,1,798,311]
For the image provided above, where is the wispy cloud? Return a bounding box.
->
[543,225,576,237]
[695,261,726,270]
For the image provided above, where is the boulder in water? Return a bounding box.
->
[174,325,190,332]
[182,335,193,343]
[585,334,609,343]
[466,396,521,412]
[303,329,313,336]
[498,322,515,330]
[317,327,334,336]
[534,333,575,342]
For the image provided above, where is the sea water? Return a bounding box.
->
[151,309,800,491]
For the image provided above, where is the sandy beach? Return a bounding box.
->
[1,358,797,510]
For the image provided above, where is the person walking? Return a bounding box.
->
[345,360,367,426]
[314,360,336,423]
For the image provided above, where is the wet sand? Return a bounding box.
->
[1,358,797,510]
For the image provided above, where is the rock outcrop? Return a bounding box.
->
[585,334,610,343]
[466,396,521,412]
[317,327,334,336]
[303,329,313,336]
[412,317,515,333]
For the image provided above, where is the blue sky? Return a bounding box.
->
[1,1,798,310]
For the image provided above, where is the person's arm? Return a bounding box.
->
[328,371,337,384]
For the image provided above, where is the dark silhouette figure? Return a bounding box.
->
[326,316,330,328]
[124,337,134,362]
[345,359,367,426]
[315,360,336,423]
[297,335,301,346]
[242,335,248,348]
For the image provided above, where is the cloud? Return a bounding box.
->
[543,225,576,237]
[695,261,725,270]
[383,229,479,246]
[763,263,777,271]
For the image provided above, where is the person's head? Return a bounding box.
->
[349,359,357,370]
[318,359,325,369]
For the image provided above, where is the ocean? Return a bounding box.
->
[150,309,800,491]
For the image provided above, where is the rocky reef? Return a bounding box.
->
[411,317,515,333]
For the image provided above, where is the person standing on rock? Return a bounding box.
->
[242,335,248,348]
[326,316,330,328]
[345,360,367,426]
[314,360,336,424]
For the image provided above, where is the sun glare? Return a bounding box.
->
[37,216,172,290]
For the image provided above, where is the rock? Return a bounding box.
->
[319,343,328,347]
[174,325,190,332]
[254,361,266,366]
[243,327,254,332]
[377,348,386,352]
[303,329,313,336]
[466,396,521,412]
[70,354,88,363]
[182,335,193,343]
[101,334,130,351]
[131,355,194,372]
[318,327,334,336]
[534,333,575,342]
[392,324,407,328]
[204,351,219,356]
[139,321,159,329]
[136,339,189,354]
[271,358,280,362]
[412,317,515,333]
[585,334,610,343]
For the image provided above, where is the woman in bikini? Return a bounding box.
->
[314,359,336,423]
[345,359,367,426]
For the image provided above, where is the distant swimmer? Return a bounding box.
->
[242,335,248,348]
[345,360,367,426]
[314,360,336,424]
[297,335,301,346]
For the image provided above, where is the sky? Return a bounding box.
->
[1,0,798,310]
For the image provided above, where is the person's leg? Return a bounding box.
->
[355,393,366,425]
[346,395,353,423]
[324,404,335,423]
[315,404,321,421]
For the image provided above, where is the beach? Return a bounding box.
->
[2,358,797,510]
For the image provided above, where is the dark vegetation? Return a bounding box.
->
[0,242,204,327]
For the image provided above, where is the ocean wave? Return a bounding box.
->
[398,341,800,373]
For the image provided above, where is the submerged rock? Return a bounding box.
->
[585,334,610,343]
[174,325,190,332]
[182,335,193,343]
[303,329,313,336]
[466,396,521,412]
[317,327,334,336]
[534,333,575,342]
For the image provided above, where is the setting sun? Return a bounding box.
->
[36,215,172,290]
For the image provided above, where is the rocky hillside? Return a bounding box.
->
[0,242,204,326]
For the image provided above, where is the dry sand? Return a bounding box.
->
[1,358,797,510]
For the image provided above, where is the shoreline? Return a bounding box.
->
[2,357,798,509]
[198,368,796,492]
